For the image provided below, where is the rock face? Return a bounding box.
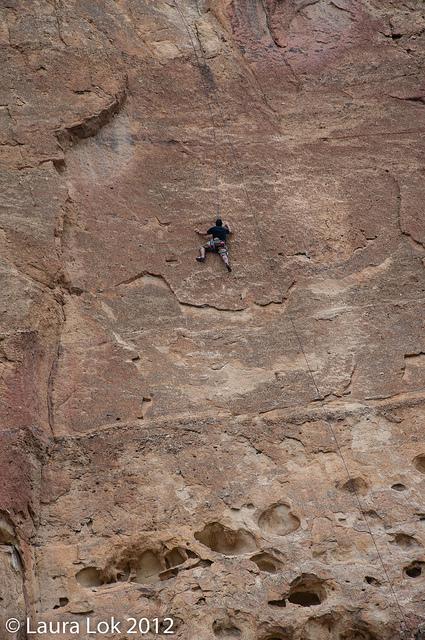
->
[1,1,425,638]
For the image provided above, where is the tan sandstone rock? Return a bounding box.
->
[1,1,425,639]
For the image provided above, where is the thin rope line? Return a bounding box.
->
[174,1,221,216]
[289,315,408,628]
[174,1,272,257]
[173,4,409,631]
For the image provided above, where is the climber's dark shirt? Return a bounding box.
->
[207,226,230,242]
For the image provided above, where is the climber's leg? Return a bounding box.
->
[196,240,214,263]
[196,245,206,262]
[218,245,232,272]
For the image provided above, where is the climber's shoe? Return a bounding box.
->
[196,256,205,263]
[226,263,232,272]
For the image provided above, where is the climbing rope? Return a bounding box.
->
[289,315,408,631]
[173,1,221,217]
[173,1,271,259]
[173,2,410,634]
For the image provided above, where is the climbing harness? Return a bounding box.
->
[201,237,230,271]
[207,237,227,252]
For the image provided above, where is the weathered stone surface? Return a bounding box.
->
[1,1,425,639]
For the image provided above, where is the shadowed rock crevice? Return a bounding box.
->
[212,617,242,638]
[287,574,327,607]
[195,522,257,555]
[404,561,424,579]
[336,476,369,496]
[0,512,26,630]
[268,597,286,608]
[413,455,425,474]
[391,483,407,491]
[56,83,128,148]
[75,543,200,588]
[250,551,282,573]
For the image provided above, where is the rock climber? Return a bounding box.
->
[195,218,232,272]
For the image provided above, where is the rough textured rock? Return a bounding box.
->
[1,1,425,638]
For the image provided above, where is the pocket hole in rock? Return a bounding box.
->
[391,483,407,491]
[133,550,162,583]
[365,575,381,586]
[194,522,257,555]
[104,545,199,587]
[391,533,420,548]
[413,455,425,474]
[250,552,282,573]
[76,567,103,587]
[212,619,241,637]
[288,591,321,606]
[115,565,130,582]
[53,597,69,609]
[337,477,368,496]
[301,618,334,638]
[404,561,424,578]
[165,547,186,569]
[102,562,131,585]
[257,503,300,536]
[259,631,289,640]
[288,574,326,607]
[268,598,286,608]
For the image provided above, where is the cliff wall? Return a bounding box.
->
[1,1,425,638]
